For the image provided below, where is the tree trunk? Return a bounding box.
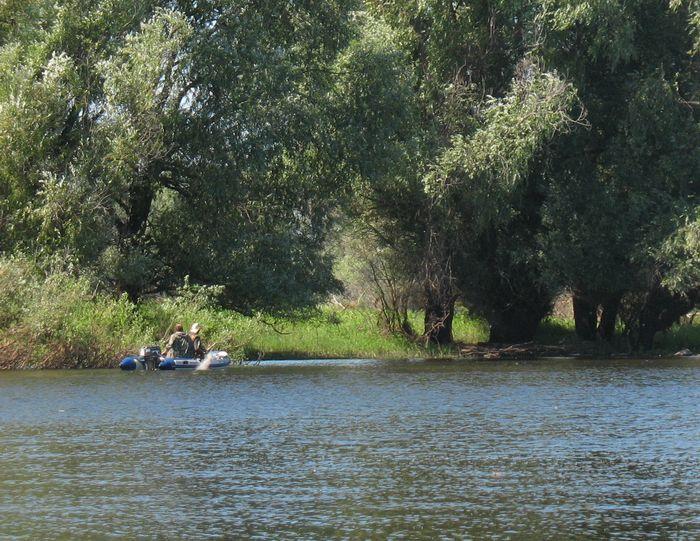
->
[424,292,455,344]
[115,181,155,302]
[636,281,698,350]
[119,182,155,240]
[121,282,141,304]
[488,290,550,343]
[597,294,621,342]
[422,214,456,345]
[573,293,597,341]
[637,315,657,351]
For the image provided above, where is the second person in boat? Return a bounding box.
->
[189,322,207,359]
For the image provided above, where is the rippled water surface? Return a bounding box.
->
[1,358,699,539]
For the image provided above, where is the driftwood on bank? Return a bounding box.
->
[459,342,571,360]
[458,342,697,360]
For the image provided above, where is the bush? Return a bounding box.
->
[0,256,38,328]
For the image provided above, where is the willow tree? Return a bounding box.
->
[537,0,700,346]
[0,0,355,314]
[330,16,428,334]
[424,66,580,342]
[357,1,581,343]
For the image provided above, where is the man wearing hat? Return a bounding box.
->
[189,323,207,359]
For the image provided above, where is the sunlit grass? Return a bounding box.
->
[135,305,489,361]
[234,307,489,359]
[654,321,700,353]
[535,316,576,345]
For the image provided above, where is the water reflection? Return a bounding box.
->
[0,359,698,539]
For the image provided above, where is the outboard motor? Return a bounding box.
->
[140,345,162,370]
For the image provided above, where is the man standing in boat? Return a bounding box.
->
[164,323,195,358]
[189,323,207,359]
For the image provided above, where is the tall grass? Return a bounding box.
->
[0,258,150,368]
[221,307,489,360]
[654,322,700,353]
[535,316,577,345]
[536,315,700,354]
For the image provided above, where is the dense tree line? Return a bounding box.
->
[1,0,698,349]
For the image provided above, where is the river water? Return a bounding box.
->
[1,358,698,540]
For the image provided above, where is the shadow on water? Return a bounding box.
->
[0,357,698,539]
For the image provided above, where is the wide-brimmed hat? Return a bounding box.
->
[190,322,201,334]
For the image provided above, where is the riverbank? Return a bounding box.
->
[1,300,698,369]
[0,290,486,368]
[1,263,698,368]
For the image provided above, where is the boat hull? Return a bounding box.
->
[119,351,232,371]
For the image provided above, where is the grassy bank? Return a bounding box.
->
[1,259,699,368]
[0,258,488,368]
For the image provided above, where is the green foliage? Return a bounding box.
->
[328,14,429,335]
[541,0,640,67]
[333,16,420,185]
[0,255,39,328]
[671,0,700,54]
[539,4,700,346]
[661,211,700,293]
[366,0,533,112]
[425,66,579,225]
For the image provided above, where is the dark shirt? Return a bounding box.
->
[190,334,206,358]
[165,331,195,358]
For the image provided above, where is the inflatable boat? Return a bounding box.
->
[119,346,231,371]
